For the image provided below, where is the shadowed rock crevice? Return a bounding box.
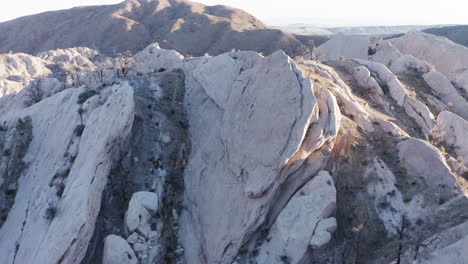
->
[82,69,190,264]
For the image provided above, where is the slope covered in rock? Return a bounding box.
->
[0,26,467,264]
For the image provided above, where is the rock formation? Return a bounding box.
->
[0,10,467,264]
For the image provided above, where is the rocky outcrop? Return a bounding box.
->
[255,171,336,263]
[411,221,468,264]
[0,27,467,264]
[0,84,134,264]
[423,71,468,120]
[179,50,340,264]
[391,31,468,81]
[436,111,468,166]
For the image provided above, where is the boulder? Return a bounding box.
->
[423,71,468,120]
[255,171,336,263]
[309,217,337,249]
[436,111,468,166]
[355,59,408,105]
[131,43,184,75]
[391,31,468,81]
[389,54,430,74]
[130,191,160,214]
[102,235,138,264]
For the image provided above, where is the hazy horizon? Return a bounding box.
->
[1,0,467,27]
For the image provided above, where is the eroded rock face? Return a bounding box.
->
[423,71,468,121]
[0,36,467,264]
[255,171,336,263]
[391,31,468,81]
[436,111,468,166]
[0,84,134,264]
[179,50,339,263]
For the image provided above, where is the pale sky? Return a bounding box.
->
[1,0,467,27]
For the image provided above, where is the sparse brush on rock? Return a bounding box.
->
[77,90,98,104]
[74,124,85,137]
[44,202,58,222]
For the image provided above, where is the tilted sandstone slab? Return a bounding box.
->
[179,50,338,263]
[391,31,468,81]
[255,171,336,264]
[0,83,134,264]
[436,111,468,166]
[423,71,468,120]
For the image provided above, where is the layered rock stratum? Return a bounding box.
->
[0,7,467,264]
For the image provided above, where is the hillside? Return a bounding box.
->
[424,25,468,47]
[0,0,324,56]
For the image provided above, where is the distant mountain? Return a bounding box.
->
[423,25,468,47]
[273,26,333,36]
[325,25,439,35]
[0,0,324,56]
[279,24,453,36]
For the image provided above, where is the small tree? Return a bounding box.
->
[115,50,135,78]
[24,79,43,107]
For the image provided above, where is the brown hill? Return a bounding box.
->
[0,0,326,56]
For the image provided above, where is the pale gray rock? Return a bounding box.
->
[130,191,160,214]
[436,111,468,166]
[179,50,337,264]
[132,242,148,252]
[353,65,385,104]
[391,31,468,81]
[423,71,468,120]
[389,54,431,74]
[125,197,152,237]
[102,235,138,264]
[410,221,468,264]
[369,39,402,67]
[127,232,139,244]
[131,43,184,75]
[354,59,407,105]
[397,138,461,205]
[0,84,134,264]
[454,69,468,96]
[403,96,436,136]
[255,171,336,263]
[314,34,372,61]
[309,217,337,249]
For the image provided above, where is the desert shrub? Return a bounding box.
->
[56,183,65,197]
[462,171,468,180]
[280,255,290,264]
[44,202,57,221]
[77,90,97,104]
[24,79,43,107]
[158,67,167,72]
[74,124,85,137]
